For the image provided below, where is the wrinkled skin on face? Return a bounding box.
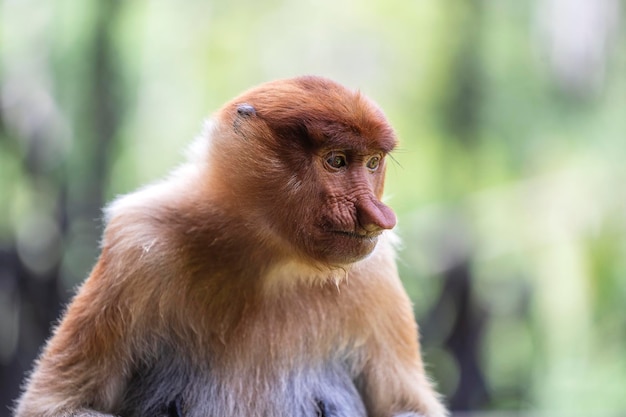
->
[309,148,396,264]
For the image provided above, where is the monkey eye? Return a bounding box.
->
[325,152,347,170]
[366,156,381,171]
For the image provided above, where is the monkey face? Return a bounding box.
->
[298,148,396,265]
[265,118,397,266]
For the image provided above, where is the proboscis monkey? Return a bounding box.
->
[15,76,446,417]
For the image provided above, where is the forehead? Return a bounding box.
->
[230,76,398,153]
[303,108,396,154]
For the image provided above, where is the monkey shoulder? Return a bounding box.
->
[100,163,220,262]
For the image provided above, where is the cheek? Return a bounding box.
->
[320,202,357,229]
[277,177,324,238]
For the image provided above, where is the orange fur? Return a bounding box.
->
[15,76,446,417]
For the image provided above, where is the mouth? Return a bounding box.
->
[330,230,381,240]
[311,227,381,263]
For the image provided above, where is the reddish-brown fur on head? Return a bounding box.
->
[222,76,397,153]
[208,76,398,265]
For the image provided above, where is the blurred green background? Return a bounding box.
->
[1,0,625,416]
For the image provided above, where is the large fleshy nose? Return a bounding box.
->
[356,197,397,233]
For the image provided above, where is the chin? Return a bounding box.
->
[311,235,379,265]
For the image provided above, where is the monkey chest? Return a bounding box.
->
[114,356,366,417]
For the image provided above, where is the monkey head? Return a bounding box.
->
[210,76,397,266]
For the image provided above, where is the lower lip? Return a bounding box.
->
[331,231,378,240]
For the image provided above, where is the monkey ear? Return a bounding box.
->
[236,103,256,118]
[233,103,257,138]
